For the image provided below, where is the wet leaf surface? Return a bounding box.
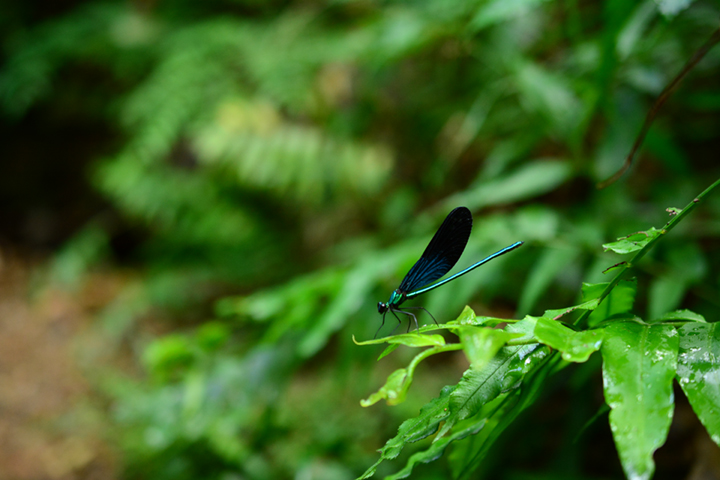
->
[601,322,678,480]
[676,323,720,446]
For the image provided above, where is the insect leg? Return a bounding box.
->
[393,307,419,332]
[388,309,404,335]
[401,306,438,325]
[374,311,387,339]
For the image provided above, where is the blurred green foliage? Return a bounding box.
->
[3,0,720,478]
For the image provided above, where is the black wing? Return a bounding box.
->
[398,206,472,294]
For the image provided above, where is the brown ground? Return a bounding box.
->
[0,249,119,480]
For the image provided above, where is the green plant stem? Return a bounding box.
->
[407,343,464,377]
[419,343,463,361]
[575,177,720,329]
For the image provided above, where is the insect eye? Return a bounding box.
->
[377,302,387,313]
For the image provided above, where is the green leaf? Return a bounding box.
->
[649,309,706,324]
[352,333,446,347]
[676,323,720,446]
[653,0,695,17]
[452,305,478,325]
[386,412,492,480]
[360,344,454,407]
[357,386,455,478]
[616,2,658,60]
[458,327,522,370]
[471,316,516,327]
[581,281,606,301]
[360,368,410,407]
[588,278,637,327]
[601,322,679,480]
[534,318,604,362]
[387,337,554,479]
[404,306,520,332]
[543,298,600,320]
[602,227,663,254]
[498,316,536,346]
[446,159,572,211]
[449,351,561,479]
[445,305,516,327]
[469,0,551,31]
[378,343,400,360]
[143,335,195,381]
[437,318,544,439]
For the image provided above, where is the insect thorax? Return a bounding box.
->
[388,290,406,307]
